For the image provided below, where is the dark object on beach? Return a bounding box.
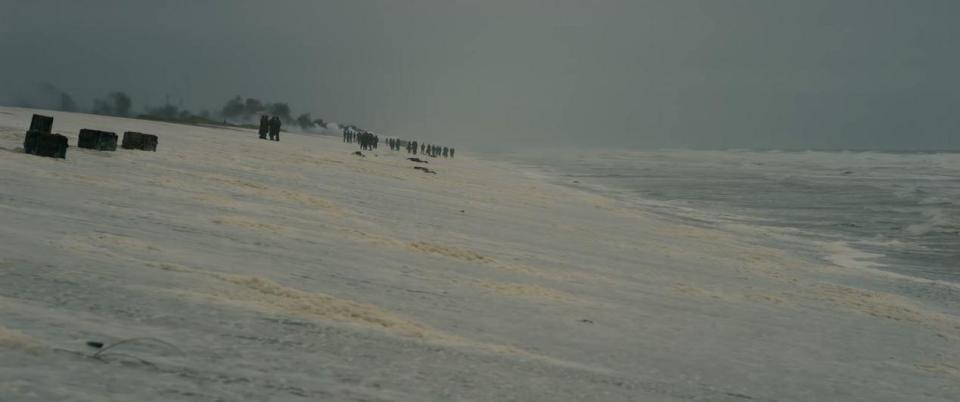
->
[38,133,69,158]
[23,114,67,158]
[24,130,68,159]
[413,166,436,174]
[258,115,269,139]
[23,129,43,154]
[122,131,158,151]
[78,129,118,151]
[407,157,429,164]
[578,319,594,324]
[268,116,281,141]
[29,114,54,133]
[86,341,105,349]
[353,151,365,157]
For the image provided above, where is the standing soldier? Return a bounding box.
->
[269,116,282,141]
[450,148,455,158]
[258,115,269,139]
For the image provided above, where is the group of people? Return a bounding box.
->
[344,128,455,159]
[255,118,455,159]
[343,130,379,150]
[386,137,404,151]
[380,138,455,158]
[258,115,282,141]
[413,142,454,158]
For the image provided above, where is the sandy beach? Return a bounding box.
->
[0,106,957,401]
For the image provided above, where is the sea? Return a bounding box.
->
[492,149,959,283]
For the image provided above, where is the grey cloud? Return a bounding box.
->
[0,0,957,150]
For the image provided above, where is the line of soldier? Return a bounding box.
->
[392,138,454,158]
[386,137,404,151]
[344,130,379,150]
[415,143,454,158]
[258,115,282,141]
[345,129,454,159]
[403,140,417,154]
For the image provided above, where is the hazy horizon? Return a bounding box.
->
[2,0,958,151]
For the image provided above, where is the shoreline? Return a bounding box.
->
[1,107,958,401]
[482,148,959,286]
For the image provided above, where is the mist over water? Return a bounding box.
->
[495,149,960,283]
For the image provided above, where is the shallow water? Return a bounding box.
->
[494,149,960,283]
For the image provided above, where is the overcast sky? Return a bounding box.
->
[1,0,958,150]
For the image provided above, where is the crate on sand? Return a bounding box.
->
[23,114,67,159]
[121,131,158,151]
[78,129,118,151]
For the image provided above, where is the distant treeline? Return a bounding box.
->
[4,82,355,133]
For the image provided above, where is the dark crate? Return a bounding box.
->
[37,133,68,158]
[23,130,43,154]
[121,131,158,151]
[78,129,118,151]
[24,131,68,159]
[29,114,54,133]
[141,134,158,151]
[121,131,142,149]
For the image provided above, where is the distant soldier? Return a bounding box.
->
[258,115,269,139]
[443,147,449,158]
[269,116,282,141]
[450,148,455,158]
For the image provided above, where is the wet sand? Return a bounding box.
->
[0,107,957,401]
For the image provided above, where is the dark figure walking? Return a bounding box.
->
[269,116,282,141]
[258,115,269,139]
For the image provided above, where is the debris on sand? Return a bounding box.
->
[413,166,436,174]
[23,114,68,159]
[121,131,159,151]
[78,129,118,151]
